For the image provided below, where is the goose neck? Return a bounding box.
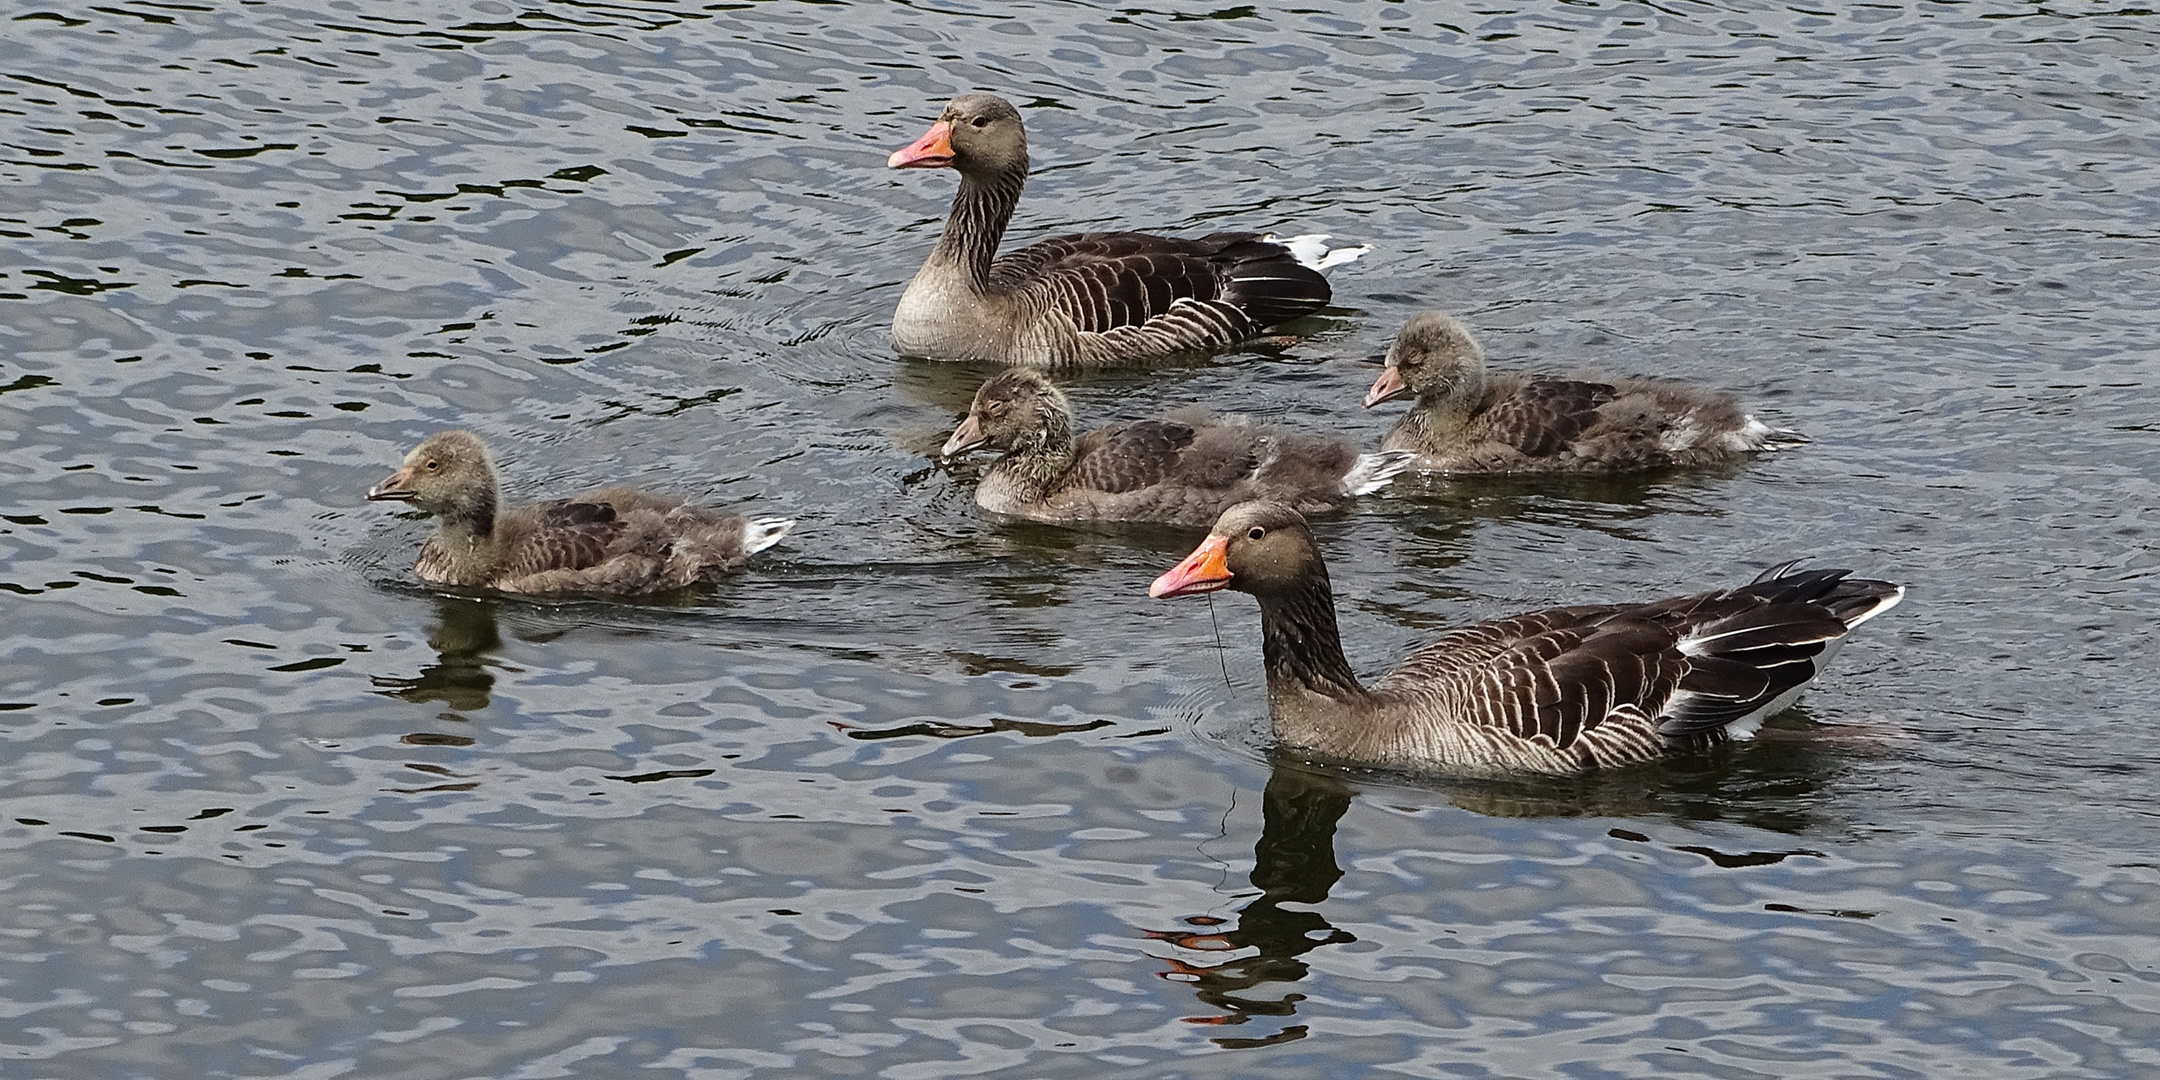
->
[989,425,1075,502]
[932,167,1025,290]
[439,486,498,543]
[1415,384,1485,438]
[1255,571,1369,706]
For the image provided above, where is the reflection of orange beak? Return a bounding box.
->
[1150,535,1232,598]
[367,467,416,502]
[1362,366,1408,409]
[888,120,955,169]
[940,414,986,458]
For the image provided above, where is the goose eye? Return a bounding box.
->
[971,115,990,128]
[1247,526,1265,541]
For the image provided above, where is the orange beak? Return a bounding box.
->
[888,120,955,169]
[940,414,986,458]
[1363,366,1408,409]
[1150,535,1232,598]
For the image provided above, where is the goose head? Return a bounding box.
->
[941,369,1073,458]
[1150,501,1324,599]
[1363,310,1487,409]
[368,429,500,526]
[888,93,1029,179]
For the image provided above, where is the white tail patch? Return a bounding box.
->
[1722,415,1805,452]
[1264,233,1370,271]
[1722,706,1773,740]
[1340,450,1416,496]
[1840,584,1905,629]
[742,516,795,555]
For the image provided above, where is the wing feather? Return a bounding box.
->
[1062,420,1198,493]
[1471,377,1617,457]
[991,231,1331,344]
[1363,567,1901,757]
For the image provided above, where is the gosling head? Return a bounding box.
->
[367,430,501,530]
[941,369,1073,458]
[1364,310,1488,409]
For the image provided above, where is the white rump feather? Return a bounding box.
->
[1339,450,1416,496]
[1264,233,1370,271]
[742,516,795,555]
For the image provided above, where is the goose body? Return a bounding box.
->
[367,430,792,596]
[1365,311,1797,474]
[1150,502,1903,774]
[941,370,1411,527]
[888,94,1365,366]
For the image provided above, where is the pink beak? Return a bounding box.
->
[1150,535,1233,598]
[941,414,986,458]
[1362,366,1408,409]
[367,467,416,502]
[888,120,955,169]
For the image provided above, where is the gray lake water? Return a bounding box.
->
[4,1,2158,1076]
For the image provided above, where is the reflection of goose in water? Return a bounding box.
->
[1148,747,1863,1040]
[370,596,504,717]
[1145,762,1356,1046]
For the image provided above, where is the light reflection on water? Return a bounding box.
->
[4,0,2159,1076]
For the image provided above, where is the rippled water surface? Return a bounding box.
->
[5,1,2158,1076]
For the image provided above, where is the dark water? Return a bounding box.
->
[5,1,2158,1076]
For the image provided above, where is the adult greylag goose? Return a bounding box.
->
[940,369,1412,527]
[366,430,792,596]
[887,93,1366,366]
[1363,311,1799,474]
[1150,501,1903,774]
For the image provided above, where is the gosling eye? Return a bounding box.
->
[986,401,1007,416]
[970,115,991,129]
[423,459,441,472]
[1246,526,1265,541]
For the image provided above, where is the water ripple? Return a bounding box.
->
[4,1,2160,1076]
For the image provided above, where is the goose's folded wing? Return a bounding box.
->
[994,233,1226,333]
[995,231,1329,338]
[1380,607,1683,750]
[1473,377,1617,457]
[1064,419,1199,493]
[1649,575,1871,736]
[1162,420,1268,490]
[498,499,628,577]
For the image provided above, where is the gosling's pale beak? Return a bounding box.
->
[940,414,987,458]
[367,467,416,502]
[1362,366,1408,409]
[888,120,955,169]
[1150,535,1233,598]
